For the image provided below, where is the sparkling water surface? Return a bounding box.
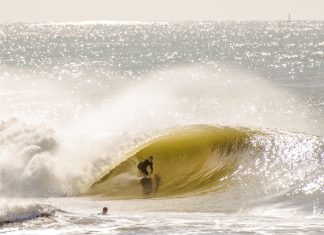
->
[0,21,323,234]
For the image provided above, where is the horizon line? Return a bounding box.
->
[1,19,323,25]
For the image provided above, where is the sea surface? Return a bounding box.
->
[0,21,323,234]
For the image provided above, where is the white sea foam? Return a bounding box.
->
[0,201,56,224]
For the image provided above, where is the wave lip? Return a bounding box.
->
[86,125,254,198]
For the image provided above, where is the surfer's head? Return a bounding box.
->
[148,156,153,162]
[102,207,108,215]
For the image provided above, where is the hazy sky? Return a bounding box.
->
[0,0,323,23]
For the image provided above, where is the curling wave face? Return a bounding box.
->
[85,124,324,215]
[86,125,256,198]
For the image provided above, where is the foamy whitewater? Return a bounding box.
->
[0,21,323,234]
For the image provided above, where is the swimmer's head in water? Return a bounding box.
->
[102,207,108,215]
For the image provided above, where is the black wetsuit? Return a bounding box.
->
[138,159,153,176]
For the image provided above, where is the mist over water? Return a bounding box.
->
[0,64,320,197]
[0,21,323,233]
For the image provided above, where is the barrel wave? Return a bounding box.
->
[86,125,256,198]
[86,124,323,215]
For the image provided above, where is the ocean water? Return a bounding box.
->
[0,21,323,234]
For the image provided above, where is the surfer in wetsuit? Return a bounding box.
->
[137,156,153,177]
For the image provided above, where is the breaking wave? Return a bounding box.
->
[86,124,324,214]
[0,64,323,214]
[0,202,56,225]
[87,125,254,198]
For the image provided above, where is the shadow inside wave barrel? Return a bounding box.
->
[84,125,255,199]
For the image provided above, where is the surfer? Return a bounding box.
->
[137,156,153,177]
[98,207,108,215]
